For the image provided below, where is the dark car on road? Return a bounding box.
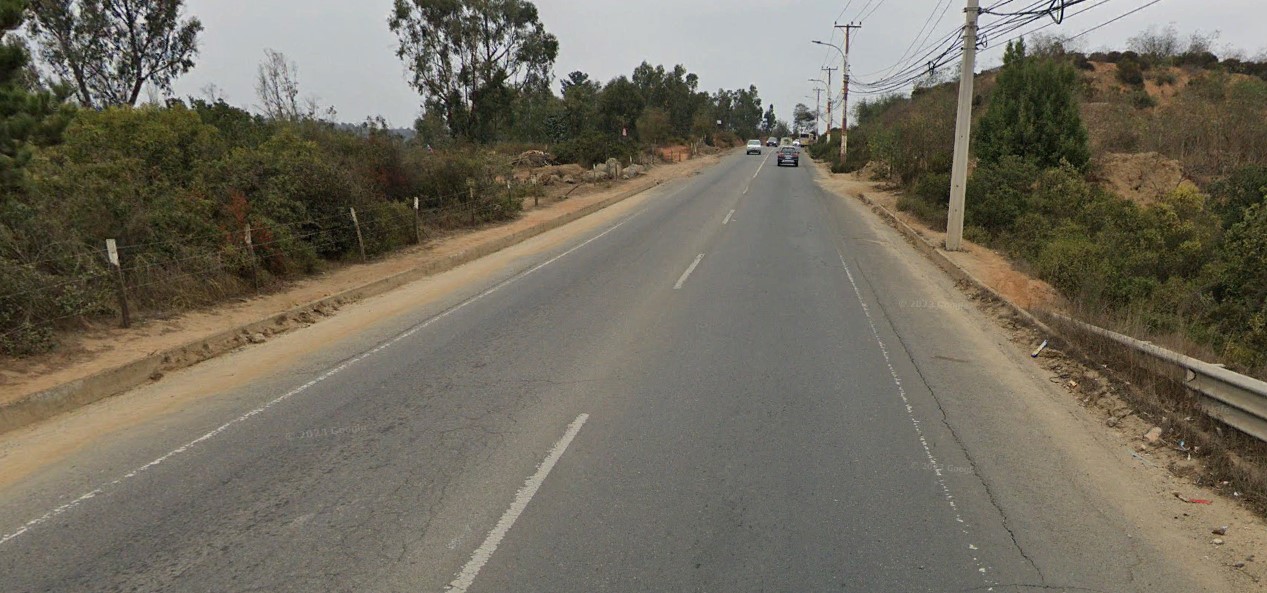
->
[775,146,799,167]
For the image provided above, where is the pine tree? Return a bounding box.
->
[976,39,1090,171]
[0,0,71,189]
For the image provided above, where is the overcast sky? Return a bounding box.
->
[173,0,1267,130]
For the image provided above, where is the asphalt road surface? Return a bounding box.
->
[0,151,1233,592]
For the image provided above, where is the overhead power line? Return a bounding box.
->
[849,0,1160,95]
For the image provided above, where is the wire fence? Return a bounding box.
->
[0,183,528,356]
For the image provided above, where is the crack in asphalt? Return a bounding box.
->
[849,255,1047,585]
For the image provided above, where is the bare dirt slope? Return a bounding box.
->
[0,154,721,408]
[1094,151,1191,207]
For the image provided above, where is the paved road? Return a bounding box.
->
[0,151,1231,592]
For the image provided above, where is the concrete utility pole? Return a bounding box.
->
[811,87,823,138]
[836,23,861,165]
[946,0,981,251]
[821,66,837,144]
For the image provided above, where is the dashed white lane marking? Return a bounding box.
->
[0,210,644,549]
[723,209,735,225]
[446,413,589,593]
[836,249,994,586]
[744,153,771,195]
[674,254,706,290]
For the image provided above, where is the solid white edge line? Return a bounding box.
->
[674,254,706,290]
[446,413,589,593]
[0,207,645,549]
[836,249,993,584]
[723,209,735,225]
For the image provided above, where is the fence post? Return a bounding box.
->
[245,222,259,291]
[469,185,477,226]
[106,239,130,328]
[349,207,367,262]
[413,196,422,244]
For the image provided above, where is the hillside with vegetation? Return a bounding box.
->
[813,28,1267,376]
[0,0,782,357]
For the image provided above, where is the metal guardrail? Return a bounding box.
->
[1050,314,1267,443]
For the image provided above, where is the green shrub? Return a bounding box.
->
[896,193,948,231]
[1152,69,1179,86]
[965,156,1042,234]
[0,105,527,355]
[1207,165,1267,229]
[1131,89,1157,109]
[913,172,950,205]
[1117,60,1146,86]
[554,130,639,167]
[976,40,1090,171]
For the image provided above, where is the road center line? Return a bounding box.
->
[0,207,644,549]
[743,152,770,195]
[722,209,735,225]
[447,413,589,593]
[674,254,706,290]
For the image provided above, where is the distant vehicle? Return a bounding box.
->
[775,146,799,167]
[793,139,802,148]
[780,137,793,146]
[746,139,762,155]
[766,137,778,147]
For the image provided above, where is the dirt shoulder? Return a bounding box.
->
[0,153,723,412]
[814,169,1066,311]
[811,158,1267,588]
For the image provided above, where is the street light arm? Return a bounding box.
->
[811,40,845,61]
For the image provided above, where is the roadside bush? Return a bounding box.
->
[554,130,639,167]
[913,172,950,205]
[976,40,1090,171]
[965,156,1042,236]
[1131,89,1157,109]
[842,127,871,172]
[895,193,947,231]
[1203,202,1267,370]
[0,104,530,356]
[1207,165,1267,228]
[1117,60,1146,86]
[1152,69,1179,85]
[711,130,743,149]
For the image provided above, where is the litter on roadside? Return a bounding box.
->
[1174,491,1213,504]
[1031,340,1049,358]
[1130,451,1155,467]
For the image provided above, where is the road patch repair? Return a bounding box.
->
[0,154,723,435]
